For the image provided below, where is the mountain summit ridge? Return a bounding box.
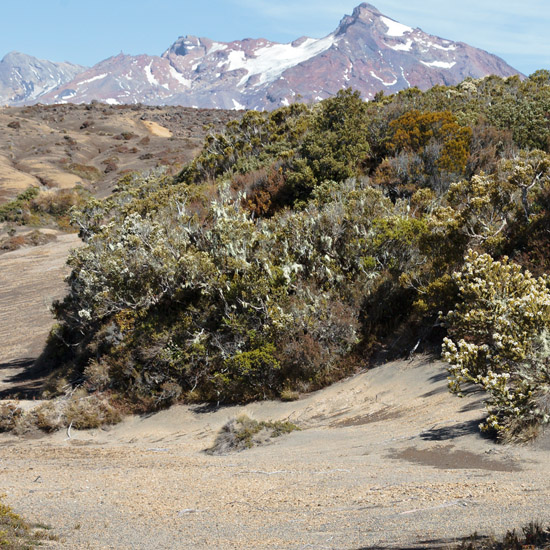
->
[2,3,520,110]
[0,51,86,106]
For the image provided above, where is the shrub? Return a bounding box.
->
[206,414,300,454]
[0,187,40,223]
[0,495,56,548]
[67,163,102,182]
[442,250,550,437]
[49,177,387,407]
[458,521,550,550]
[0,394,121,434]
[0,230,56,253]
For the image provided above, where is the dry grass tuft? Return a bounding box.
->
[0,393,122,435]
[206,414,300,455]
[458,521,550,549]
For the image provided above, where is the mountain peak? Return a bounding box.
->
[351,3,382,19]
[3,4,521,110]
[2,51,32,64]
[0,52,86,105]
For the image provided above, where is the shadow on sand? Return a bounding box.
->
[0,357,48,399]
[352,532,492,549]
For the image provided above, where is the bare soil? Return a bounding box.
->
[0,103,238,202]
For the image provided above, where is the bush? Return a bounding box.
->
[458,521,550,550]
[49,177,389,407]
[0,187,40,223]
[206,414,300,454]
[442,250,550,437]
[0,394,121,434]
[0,496,56,548]
[67,163,102,182]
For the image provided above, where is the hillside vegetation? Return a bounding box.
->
[33,71,550,440]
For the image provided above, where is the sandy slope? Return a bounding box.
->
[1,356,548,550]
[0,230,79,403]
[0,232,79,366]
[141,120,173,138]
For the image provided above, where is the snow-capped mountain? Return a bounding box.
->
[7,3,520,110]
[0,51,86,106]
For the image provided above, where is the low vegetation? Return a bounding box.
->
[458,521,550,550]
[0,186,89,229]
[0,229,56,253]
[207,414,300,454]
[0,495,56,548]
[0,394,121,435]
[6,70,549,440]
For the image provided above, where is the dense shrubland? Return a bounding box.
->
[36,72,550,438]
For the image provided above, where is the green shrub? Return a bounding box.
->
[0,187,40,222]
[67,163,102,182]
[0,495,56,548]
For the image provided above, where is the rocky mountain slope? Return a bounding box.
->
[0,51,86,106]
[4,3,519,110]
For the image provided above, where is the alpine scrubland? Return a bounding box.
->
[7,71,546,443]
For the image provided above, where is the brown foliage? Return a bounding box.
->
[232,164,289,217]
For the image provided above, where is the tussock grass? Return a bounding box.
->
[0,393,121,435]
[206,414,300,455]
[458,521,550,550]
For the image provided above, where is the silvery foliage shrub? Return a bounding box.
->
[442,250,550,434]
[59,176,389,400]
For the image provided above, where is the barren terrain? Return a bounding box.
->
[0,103,238,202]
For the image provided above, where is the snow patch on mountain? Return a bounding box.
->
[168,66,191,87]
[380,16,412,37]
[370,70,397,86]
[208,43,227,55]
[421,60,457,69]
[388,39,413,52]
[77,73,108,86]
[226,34,337,88]
[144,63,159,86]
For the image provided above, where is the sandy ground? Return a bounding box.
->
[0,154,39,199]
[141,120,173,138]
[0,231,79,389]
[1,357,549,549]
[0,230,548,549]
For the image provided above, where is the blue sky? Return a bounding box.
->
[1,0,548,75]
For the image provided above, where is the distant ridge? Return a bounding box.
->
[0,51,86,106]
[3,3,520,110]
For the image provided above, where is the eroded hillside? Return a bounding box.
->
[0,103,239,203]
